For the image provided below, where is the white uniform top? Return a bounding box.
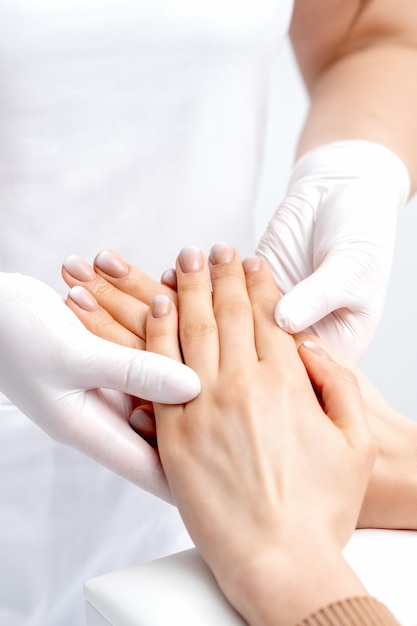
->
[0,1,294,624]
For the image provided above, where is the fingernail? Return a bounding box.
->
[179,246,203,273]
[68,286,100,311]
[129,409,156,438]
[301,341,333,360]
[161,268,177,289]
[63,255,96,281]
[209,242,234,265]
[151,295,172,318]
[95,250,129,278]
[242,255,262,273]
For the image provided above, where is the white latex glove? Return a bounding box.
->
[257,141,411,362]
[0,272,201,501]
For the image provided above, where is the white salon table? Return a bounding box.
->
[85,529,417,626]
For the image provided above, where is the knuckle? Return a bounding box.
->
[332,363,359,388]
[181,319,217,340]
[214,299,251,321]
[179,278,208,293]
[92,280,115,303]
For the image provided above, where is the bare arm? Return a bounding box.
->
[291,0,417,191]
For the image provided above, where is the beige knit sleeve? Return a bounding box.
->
[297,596,400,626]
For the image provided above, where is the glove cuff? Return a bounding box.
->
[290,140,411,210]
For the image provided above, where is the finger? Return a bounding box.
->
[209,243,257,368]
[62,254,150,339]
[129,407,157,445]
[243,255,294,363]
[298,341,374,453]
[145,295,184,426]
[146,295,182,364]
[175,247,219,375]
[67,286,145,349]
[76,330,200,404]
[94,250,178,307]
[161,268,177,291]
[273,253,382,361]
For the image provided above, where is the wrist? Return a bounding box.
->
[219,540,368,626]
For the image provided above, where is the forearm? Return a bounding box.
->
[358,407,417,529]
[295,43,417,192]
[290,0,417,193]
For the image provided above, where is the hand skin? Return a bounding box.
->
[61,250,417,531]
[291,0,417,191]
[62,251,178,351]
[144,246,375,626]
[294,333,417,530]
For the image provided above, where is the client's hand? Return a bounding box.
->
[61,251,179,443]
[62,249,417,531]
[145,244,376,626]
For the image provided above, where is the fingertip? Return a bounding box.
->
[94,249,129,278]
[129,408,157,442]
[274,299,304,333]
[153,358,201,404]
[68,285,100,312]
[151,295,172,318]
[178,364,201,401]
[161,268,177,290]
[63,254,96,282]
[146,295,182,364]
[299,340,333,361]
[273,304,291,332]
[242,255,263,274]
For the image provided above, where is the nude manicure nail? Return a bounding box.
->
[161,268,177,289]
[129,409,156,437]
[63,255,96,281]
[209,242,234,265]
[151,295,172,318]
[242,255,262,273]
[301,341,333,360]
[179,246,203,273]
[95,250,129,278]
[68,286,99,311]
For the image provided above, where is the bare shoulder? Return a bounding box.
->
[291,0,417,88]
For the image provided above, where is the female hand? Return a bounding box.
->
[62,249,417,532]
[145,244,376,625]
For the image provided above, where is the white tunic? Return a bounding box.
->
[0,1,294,623]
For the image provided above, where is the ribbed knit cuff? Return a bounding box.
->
[296,596,399,626]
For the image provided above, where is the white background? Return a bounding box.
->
[255,38,417,420]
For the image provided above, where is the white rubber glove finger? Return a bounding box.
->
[0,272,200,404]
[273,253,387,362]
[257,141,410,362]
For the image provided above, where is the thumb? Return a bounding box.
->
[78,334,201,404]
[298,341,371,448]
[273,259,353,335]
[273,252,385,360]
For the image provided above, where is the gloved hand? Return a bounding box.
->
[256,141,411,362]
[0,272,200,501]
